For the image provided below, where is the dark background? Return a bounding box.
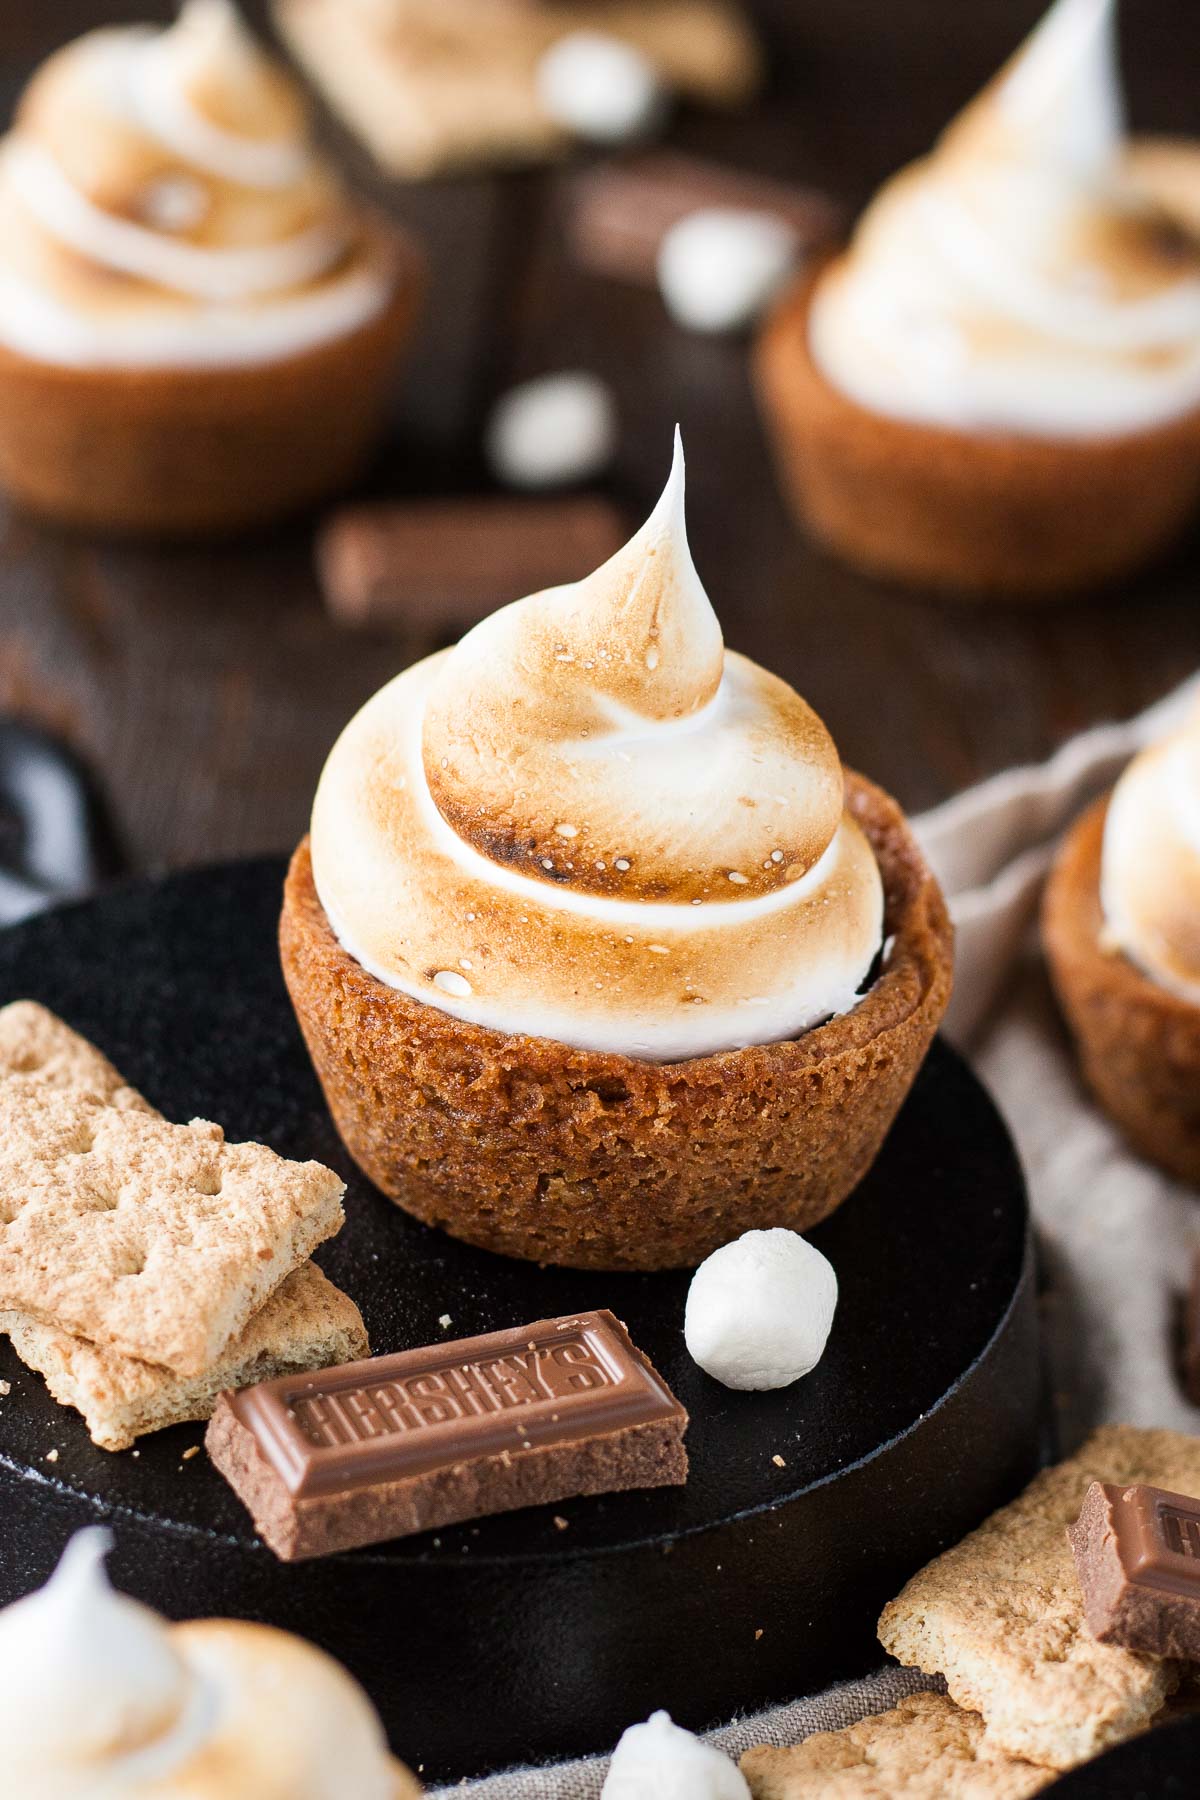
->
[0,0,1197,874]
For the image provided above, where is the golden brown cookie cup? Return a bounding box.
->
[0,223,423,538]
[280,772,953,1271]
[1044,794,1200,1185]
[755,265,1200,600]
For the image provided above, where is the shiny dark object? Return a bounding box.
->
[0,859,1039,1783]
[1048,1714,1200,1795]
[0,718,124,923]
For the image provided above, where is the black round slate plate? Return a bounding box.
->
[1048,1714,1200,1795]
[0,858,1040,1782]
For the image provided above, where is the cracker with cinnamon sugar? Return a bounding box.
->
[1,1261,367,1452]
[0,1079,344,1376]
[0,1000,153,1112]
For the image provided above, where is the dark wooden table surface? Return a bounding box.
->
[0,0,1197,878]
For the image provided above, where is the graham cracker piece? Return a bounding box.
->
[0,1262,368,1452]
[878,1427,1200,1770]
[274,0,761,179]
[0,1080,344,1375]
[741,1693,1054,1799]
[0,1001,154,1113]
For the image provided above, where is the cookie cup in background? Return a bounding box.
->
[1043,794,1200,1185]
[755,268,1200,601]
[0,230,423,539]
[280,771,953,1272]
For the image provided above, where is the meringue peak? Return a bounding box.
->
[948,0,1122,178]
[538,426,724,724]
[0,1527,191,1773]
[421,434,844,905]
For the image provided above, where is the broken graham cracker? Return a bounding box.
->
[0,1001,154,1113]
[207,1309,687,1560]
[1070,1481,1200,1661]
[318,495,627,633]
[741,1693,1053,1800]
[0,1263,367,1453]
[273,0,761,179]
[878,1426,1200,1771]
[0,1080,344,1376]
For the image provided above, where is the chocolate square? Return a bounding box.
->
[1069,1479,1200,1659]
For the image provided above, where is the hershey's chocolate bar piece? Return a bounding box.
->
[566,151,842,287]
[317,496,627,633]
[1069,1480,1200,1659]
[206,1309,688,1560]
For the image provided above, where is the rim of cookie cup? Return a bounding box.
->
[754,259,1200,602]
[0,215,423,539]
[280,769,954,1272]
[1044,792,1200,1187]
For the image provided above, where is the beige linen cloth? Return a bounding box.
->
[431,676,1200,1800]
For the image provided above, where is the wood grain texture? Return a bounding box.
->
[0,0,1196,873]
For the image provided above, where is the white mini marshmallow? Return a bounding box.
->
[485,370,617,490]
[602,1710,750,1800]
[684,1228,838,1390]
[657,208,799,334]
[536,32,666,146]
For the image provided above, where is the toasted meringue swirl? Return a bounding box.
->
[809,0,1200,438]
[0,0,396,369]
[311,436,884,1059]
[1101,706,1200,1004]
[0,1529,408,1798]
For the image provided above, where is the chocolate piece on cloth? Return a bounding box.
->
[207,1308,688,1560]
[566,151,842,287]
[317,496,627,632]
[1069,1480,1200,1660]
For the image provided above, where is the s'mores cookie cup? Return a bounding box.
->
[0,0,422,537]
[1043,706,1200,1185]
[756,0,1200,598]
[282,436,952,1271]
[0,1530,421,1797]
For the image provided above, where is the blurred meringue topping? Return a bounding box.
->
[1101,705,1200,1004]
[809,0,1200,437]
[0,1528,412,1798]
[0,0,398,368]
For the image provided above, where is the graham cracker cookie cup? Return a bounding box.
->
[0,221,423,538]
[1043,794,1200,1186]
[280,770,952,1271]
[755,266,1200,600]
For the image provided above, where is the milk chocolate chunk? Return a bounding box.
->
[206,1309,688,1560]
[317,496,627,632]
[567,151,842,287]
[1069,1480,1200,1659]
